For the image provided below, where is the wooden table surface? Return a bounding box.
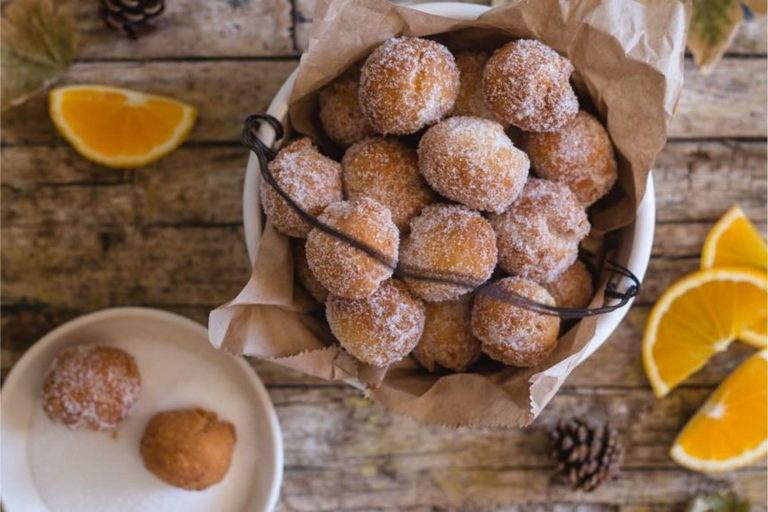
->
[2,1,767,510]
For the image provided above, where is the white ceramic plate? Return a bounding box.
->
[242,1,655,367]
[1,307,283,512]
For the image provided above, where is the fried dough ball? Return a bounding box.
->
[451,51,500,123]
[261,138,343,238]
[42,345,140,431]
[522,111,618,206]
[318,66,373,148]
[483,39,578,132]
[418,116,529,213]
[400,204,497,302]
[292,239,329,304]
[359,36,459,135]
[327,279,426,367]
[140,408,236,491]
[306,197,398,299]
[342,137,434,231]
[472,277,560,367]
[412,297,481,372]
[491,179,589,282]
[542,260,594,309]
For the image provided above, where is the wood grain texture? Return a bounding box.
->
[2,58,766,145]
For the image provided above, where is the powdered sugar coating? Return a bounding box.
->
[261,138,343,238]
[483,39,578,133]
[418,116,529,213]
[359,37,459,135]
[451,51,503,123]
[522,111,618,206]
[292,238,329,303]
[542,260,594,309]
[471,277,560,367]
[318,66,373,148]
[400,203,497,302]
[327,279,426,367]
[342,137,434,231]
[491,178,590,281]
[412,296,481,372]
[42,345,141,431]
[306,197,399,299]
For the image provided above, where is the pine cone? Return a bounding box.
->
[550,417,623,492]
[100,0,165,39]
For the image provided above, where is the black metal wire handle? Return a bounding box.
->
[242,113,640,319]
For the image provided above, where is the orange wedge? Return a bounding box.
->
[670,350,767,473]
[642,267,767,397]
[49,85,196,169]
[700,205,768,348]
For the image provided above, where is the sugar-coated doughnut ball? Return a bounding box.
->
[342,137,434,231]
[292,239,329,304]
[491,179,589,281]
[472,277,560,367]
[306,197,398,299]
[412,297,481,372]
[42,345,140,431]
[400,204,497,302]
[418,116,529,213]
[261,138,343,238]
[542,260,594,309]
[318,66,373,148]
[522,111,618,206]
[451,51,500,123]
[359,37,459,135]
[140,408,236,490]
[327,279,426,367]
[483,39,578,132]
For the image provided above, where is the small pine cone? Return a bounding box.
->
[100,0,165,39]
[550,417,623,492]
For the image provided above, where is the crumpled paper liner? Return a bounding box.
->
[209,0,688,427]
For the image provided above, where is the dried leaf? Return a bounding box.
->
[1,0,78,110]
[688,0,743,74]
[686,491,751,512]
[742,0,767,15]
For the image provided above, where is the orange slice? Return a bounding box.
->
[642,267,767,397]
[670,350,767,473]
[700,205,768,348]
[49,85,196,169]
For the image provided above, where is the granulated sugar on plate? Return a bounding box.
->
[28,336,260,512]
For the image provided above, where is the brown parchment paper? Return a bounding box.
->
[209,0,688,427]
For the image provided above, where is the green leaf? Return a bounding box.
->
[1,0,78,110]
[688,0,744,74]
[686,491,751,512]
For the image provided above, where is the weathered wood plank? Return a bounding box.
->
[2,59,765,145]
[1,60,298,146]
[73,0,294,58]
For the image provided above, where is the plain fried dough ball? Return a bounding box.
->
[42,345,140,431]
[400,204,497,302]
[261,138,343,238]
[412,297,481,372]
[327,279,426,367]
[342,137,434,231]
[472,277,560,367]
[306,197,399,299]
[140,408,236,491]
[491,179,589,281]
[541,260,594,309]
[359,37,459,135]
[483,39,578,132]
[318,66,373,148]
[522,111,618,206]
[418,116,529,213]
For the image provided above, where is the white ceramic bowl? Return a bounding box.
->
[1,308,283,512]
[242,2,655,366]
